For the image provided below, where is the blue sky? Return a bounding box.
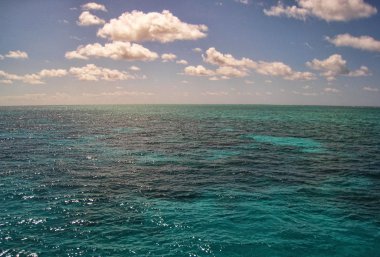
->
[0,0,379,106]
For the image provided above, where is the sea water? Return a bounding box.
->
[0,105,379,256]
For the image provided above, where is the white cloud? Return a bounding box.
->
[326,34,380,52]
[22,74,45,85]
[1,65,137,84]
[176,59,188,65]
[307,54,348,81]
[363,86,379,92]
[97,10,208,43]
[306,54,370,80]
[324,87,340,93]
[0,79,13,84]
[202,47,314,81]
[129,66,141,71]
[244,80,254,84]
[0,68,67,85]
[69,64,133,81]
[39,69,68,78]
[184,65,215,76]
[5,50,28,59]
[193,47,203,53]
[0,55,4,60]
[348,66,371,77]
[203,47,256,68]
[77,11,105,26]
[184,65,248,79]
[264,0,377,22]
[209,76,220,81]
[81,2,107,12]
[161,53,177,62]
[65,50,88,60]
[264,3,309,20]
[255,61,315,80]
[215,66,248,78]
[0,70,22,81]
[65,41,158,61]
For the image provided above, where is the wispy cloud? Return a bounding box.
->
[293,90,319,96]
[69,36,83,41]
[235,0,250,5]
[324,87,340,93]
[58,19,69,24]
[202,91,229,96]
[363,86,379,92]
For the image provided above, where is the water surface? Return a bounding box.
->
[1,105,379,256]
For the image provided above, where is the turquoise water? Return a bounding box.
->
[0,105,379,256]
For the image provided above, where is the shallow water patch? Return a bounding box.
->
[247,135,325,153]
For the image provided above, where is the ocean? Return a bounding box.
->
[0,105,379,256]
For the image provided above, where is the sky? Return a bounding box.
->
[0,0,380,106]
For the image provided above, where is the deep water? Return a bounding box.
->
[0,105,379,256]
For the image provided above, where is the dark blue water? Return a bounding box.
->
[1,105,379,256]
